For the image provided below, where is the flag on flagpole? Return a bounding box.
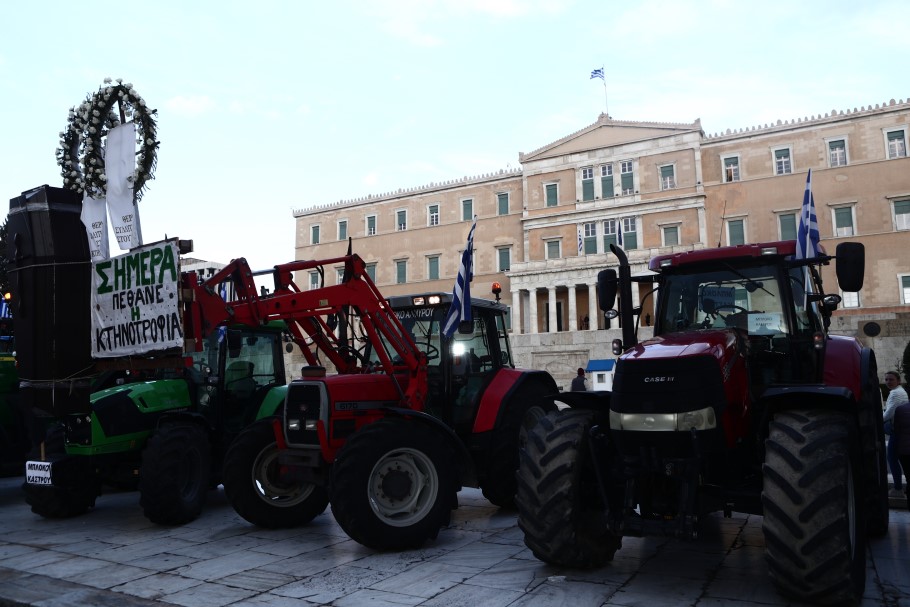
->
[616,218,624,248]
[443,217,477,338]
[590,67,604,80]
[577,227,584,254]
[795,169,820,259]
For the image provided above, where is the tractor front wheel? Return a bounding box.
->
[222,418,328,528]
[139,423,211,525]
[330,418,458,550]
[516,409,621,567]
[762,409,866,605]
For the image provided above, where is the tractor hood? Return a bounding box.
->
[621,330,740,364]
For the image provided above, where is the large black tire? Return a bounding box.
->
[223,418,328,528]
[330,418,458,550]
[762,410,866,605]
[858,350,888,537]
[22,425,99,518]
[139,423,211,525]
[516,409,621,567]
[481,395,553,509]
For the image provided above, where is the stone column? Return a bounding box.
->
[547,286,557,333]
[568,285,578,331]
[510,289,522,335]
[587,282,599,330]
[528,288,538,334]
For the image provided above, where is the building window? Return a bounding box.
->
[497,193,509,216]
[659,164,676,190]
[621,217,637,249]
[545,183,558,207]
[428,204,439,226]
[309,271,319,290]
[310,225,320,245]
[583,222,597,254]
[620,160,634,195]
[841,291,860,308]
[581,166,594,201]
[396,260,407,284]
[886,129,908,159]
[497,247,510,272]
[662,225,679,247]
[833,206,855,237]
[427,256,439,280]
[778,212,797,241]
[902,275,910,304]
[462,198,473,221]
[337,220,347,241]
[365,263,377,282]
[546,240,561,260]
[722,155,740,182]
[603,219,618,249]
[366,215,377,236]
[396,210,407,231]
[727,218,746,245]
[894,200,910,230]
[773,147,792,175]
[336,268,345,285]
[601,164,614,197]
[828,138,847,167]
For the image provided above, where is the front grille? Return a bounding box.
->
[283,381,325,447]
[611,356,725,415]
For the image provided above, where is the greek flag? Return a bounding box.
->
[796,169,820,259]
[590,68,604,80]
[443,217,476,338]
[577,227,584,254]
[0,300,9,318]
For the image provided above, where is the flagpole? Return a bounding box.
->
[601,65,608,117]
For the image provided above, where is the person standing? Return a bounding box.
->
[883,371,907,497]
[894,397,910,508]
[570,368,588,392]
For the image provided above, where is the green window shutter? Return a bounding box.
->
[624,231,637,249]
[895,200,910,215]
[312,226,319,244]
[462,199,473,221]
[547,241,560,259]
[428,257,439,280]
[888,131,903,142]
[498,248,510,272]
[497,193,508,215]
[582,180,594,201]
[397,211,406,230]
[366,264,376,281]
[664,226,679,246]
[603,234,617,250]
[338,221,347,240]
[396,261,407,284]
[546,184,558,206]
[728,220,745,245]
[367,216,376,234]
[621,172,633,193]
[584,237,597,254]
[779,213,797,240]
[601,176,614,197]
[835,207,852,228]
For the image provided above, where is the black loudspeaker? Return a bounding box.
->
[7,185,93,416]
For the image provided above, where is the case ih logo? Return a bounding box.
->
[643,376,676,383]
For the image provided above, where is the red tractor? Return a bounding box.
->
[516,241,887,605]
[183,252,557,550]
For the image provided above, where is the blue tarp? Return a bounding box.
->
[586,359,615,372]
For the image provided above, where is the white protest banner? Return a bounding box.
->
[91,239,183,358]
[80,193,109,261]
[105,122,142,250]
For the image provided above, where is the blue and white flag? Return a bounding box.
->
[590,67,604,80]
[796,169,820,259]
[577,227,584,254]
[443,217,476,338]
[0,299,9,318]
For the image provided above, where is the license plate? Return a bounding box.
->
[25,460,53,485]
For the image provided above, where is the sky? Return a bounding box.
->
[1,0,907,274]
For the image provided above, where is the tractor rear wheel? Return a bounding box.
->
[223,418,328,528]
[23,425,99,518]
[762,409,866,605]
[330,418,457,550]
[482,396,553,509]
[139,423,211,525]
[516,409,621,567]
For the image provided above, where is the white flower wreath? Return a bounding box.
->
[56,78,158,202]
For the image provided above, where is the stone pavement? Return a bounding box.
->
[0,475,908,607]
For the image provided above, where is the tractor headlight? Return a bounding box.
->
[610,406,716,431]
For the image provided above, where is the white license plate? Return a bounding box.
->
[25,460,53,485]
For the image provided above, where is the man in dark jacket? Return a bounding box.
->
[570,368,587,392]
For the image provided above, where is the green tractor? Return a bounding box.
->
[23,321,290,524]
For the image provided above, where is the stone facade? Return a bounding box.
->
[294,99,910,389]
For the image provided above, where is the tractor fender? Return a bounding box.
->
[472,369,559,434]
[382,406,477,487]
[757,385,857,441]
[255,385,289,419]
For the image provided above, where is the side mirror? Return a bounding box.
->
[457,320,474,335]
[835,242,864,292]
[597,269,618,313]
[227,329,242,358]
